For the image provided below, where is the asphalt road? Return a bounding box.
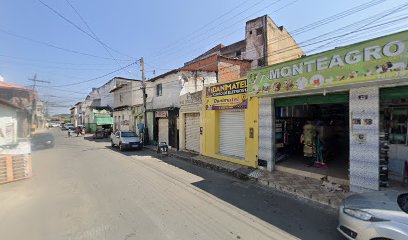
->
[0,128,343,240]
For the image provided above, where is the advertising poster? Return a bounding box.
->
[205,79,247,110]
[248,31,408,96]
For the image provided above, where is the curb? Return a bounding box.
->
[144,147,341,210]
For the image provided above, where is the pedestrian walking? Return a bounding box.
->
[67,128,71,137]
[137,122,145,144]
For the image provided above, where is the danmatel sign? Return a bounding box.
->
[206,79,247,97]
[205,79,247,110]
[248,30,408,96]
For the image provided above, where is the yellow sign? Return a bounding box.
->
[205,79,248,110]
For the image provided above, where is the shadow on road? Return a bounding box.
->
[83,136,110,143]
[107,146,341,240]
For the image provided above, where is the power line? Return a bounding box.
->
[0,54,123,66]
[62,0,135,76]
[0,59,121,71]
[38,0,133,61]
[0,27,129,61]
[150,0,283,61]
[307,1,408,53]
[47,61,138,87]
[149,0,386,65]
[148,0,267,59]
[149,0,250,57]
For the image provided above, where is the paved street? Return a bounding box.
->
[0,128,342,240]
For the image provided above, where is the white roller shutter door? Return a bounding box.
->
[185,113,200,152]
[219,111,245,159]
[158,118,169,145]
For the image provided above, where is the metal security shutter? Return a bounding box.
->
[158,118,169,145]
[219,111,245,159]
[185,113,200,152]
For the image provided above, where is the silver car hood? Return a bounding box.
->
[345,191,408,225]
[121,137,141,143]
[345,191,401,211]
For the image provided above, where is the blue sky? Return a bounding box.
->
[1,0,408,114]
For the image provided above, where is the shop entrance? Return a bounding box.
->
[274,92,349,181]
[380,85,408,185]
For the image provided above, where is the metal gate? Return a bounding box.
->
[219,110,245,159]
[185,113,200,152]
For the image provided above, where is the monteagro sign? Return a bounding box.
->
[205,79,247,110]
[248,31,408,96]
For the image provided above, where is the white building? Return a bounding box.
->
[0,99,20,146]
[150,70,216,149]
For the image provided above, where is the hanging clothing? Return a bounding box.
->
[316,135,324,163]
[303,123,316,157]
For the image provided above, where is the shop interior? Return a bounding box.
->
[380,86,408,187]
[274,93,349,180]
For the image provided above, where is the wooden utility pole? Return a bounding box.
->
[28,74,50,135]
[140,57,148,144]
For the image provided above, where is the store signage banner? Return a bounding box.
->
[155,111,168,118]
[205,79,247,110]
[248,31,408,96]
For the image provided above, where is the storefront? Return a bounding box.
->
[153,108,179,149]
[248,30,408,192]
[201,79,258,167]
[87,108,112,133]
[179,91,202,153]
[133,104,154,144]
[380,86,408,182]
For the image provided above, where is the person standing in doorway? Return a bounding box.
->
[301,120,316,166]
[137,121,145,144]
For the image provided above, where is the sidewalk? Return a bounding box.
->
[144,145,349,209]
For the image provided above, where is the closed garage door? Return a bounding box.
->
[158,118,168,144]
[185,113,200,152]
[219,110,245,159]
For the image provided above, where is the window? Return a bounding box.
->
[257,58,265,67]
[256,27,263,36]
[235,50,241,57]
[249,30,252,35]
[120,94,123,103]
[156,83,162,96]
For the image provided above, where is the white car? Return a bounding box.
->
[51,122,60,128]
[110,131,143,151]
[338,191,408,240]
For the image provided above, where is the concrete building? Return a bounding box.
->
[0,99,20,146]
[111,78,155,142]
[80,77,131,132]
[150,70,217,149]
[185,15,303,71]
[247,30,408,192]
[0,81,32,137]
[244,15,303,68]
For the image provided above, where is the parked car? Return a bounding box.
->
[31,133,54,150]
[110,131,142,151]
[50,122,60,128]
[338,191,408,240]
[62,123,74,131]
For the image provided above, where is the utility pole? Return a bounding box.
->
[140,57,148,144]
[28,74,50,135]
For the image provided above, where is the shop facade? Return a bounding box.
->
[201,79,258,167]
[248,30,408,192]
[179,91,202,153]
[153,108,179,149]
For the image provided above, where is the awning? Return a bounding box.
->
[95,116,113,125]
[275,92,349,107]
[380,86,408,100]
